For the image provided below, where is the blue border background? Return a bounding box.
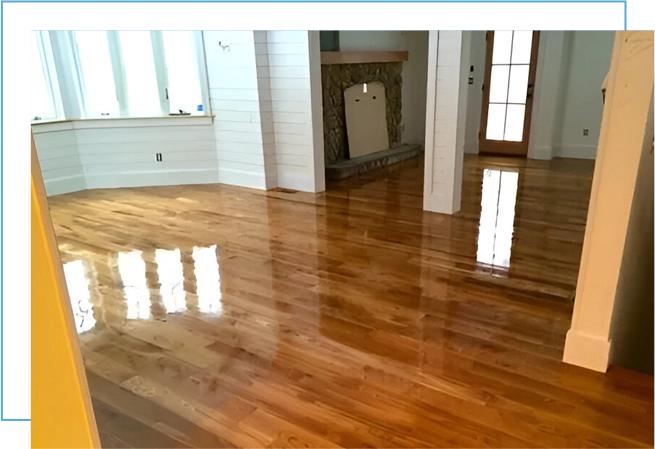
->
[7,0,655,440]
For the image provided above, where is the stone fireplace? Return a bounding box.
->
[320,51,424,179]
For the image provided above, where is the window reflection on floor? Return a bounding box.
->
[156,248,187,314]
[63,260,96,333]
[193,245,222,315]
[118,250,151,319]
[476,169,519,274]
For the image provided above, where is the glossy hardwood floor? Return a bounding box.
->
[48,155,654,448]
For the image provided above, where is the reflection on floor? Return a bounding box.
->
[48,155,653,448]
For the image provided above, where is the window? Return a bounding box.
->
[162,31,204,115]
[31,30,209,120]
[118,31,162,117]
[30,31,62,121]
[74,31,120,117]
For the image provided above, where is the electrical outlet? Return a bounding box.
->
[583,129,589,136]
[156,153,163,162]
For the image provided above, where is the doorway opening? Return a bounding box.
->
[479,31,540,156]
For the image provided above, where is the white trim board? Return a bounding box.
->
[44,174,86,197]
[557,144,598,160]
[84,168,220,190]
[217,167,267,190]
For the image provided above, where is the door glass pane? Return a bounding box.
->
[162,31,203,115]
[511,31,533,64]
[119,31,160,116]
[488,65,510,103]
[507,65,530,104]
[492,31,513,64]
[486,104,506,140]
[75,31,120,118]
[504,104,526,141]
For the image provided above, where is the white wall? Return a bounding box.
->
[33,117,218,193]
[204,31,268,189]
[555,31,614,159]
[32,122,85,196]
[338,31,429,145]
[76,118,218,189]
[529,31,614,160]
[463,31,486,154]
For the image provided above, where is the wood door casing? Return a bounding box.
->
[479,31,540,157]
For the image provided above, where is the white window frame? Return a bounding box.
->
[43,30,211,120]
[31,31,65,122]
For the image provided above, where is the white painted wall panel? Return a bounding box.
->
[33,127,85,196]
[204,30,267,189]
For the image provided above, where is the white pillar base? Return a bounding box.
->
[563,330,611,372]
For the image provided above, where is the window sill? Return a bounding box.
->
[31,115,214,133]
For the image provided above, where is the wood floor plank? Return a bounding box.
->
[46,155,653,448]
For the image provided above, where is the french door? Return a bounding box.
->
[479,31,540,156]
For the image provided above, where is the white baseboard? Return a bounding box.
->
[84,168,219,190]
[217,168,267,190]
[423,192,456,215]
[277,172,315,193]
[528,145,554,160]
[44,174,86,197]
[563,329,611,372]
[557,144,597,160]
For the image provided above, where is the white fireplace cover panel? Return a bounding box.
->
[344,81,389,159]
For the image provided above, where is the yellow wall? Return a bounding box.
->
[31,134,99,448]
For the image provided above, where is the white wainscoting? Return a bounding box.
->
[32,122,85,196]
[32,117,219,195]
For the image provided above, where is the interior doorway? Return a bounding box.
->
[479,31,540,156]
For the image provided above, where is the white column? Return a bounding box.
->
[259,31,324,193]
[423,31,468,215]
[563,31,654,372]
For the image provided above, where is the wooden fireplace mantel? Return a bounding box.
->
[320,51,409,65]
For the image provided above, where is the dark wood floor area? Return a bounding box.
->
[48,155,654,448]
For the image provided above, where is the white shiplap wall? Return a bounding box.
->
[204,31,268,190]
[266,30,323,192]
[32,122,85,196]
[254,31,278,189]
[76,118,218,189]
[423,31,467,215]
